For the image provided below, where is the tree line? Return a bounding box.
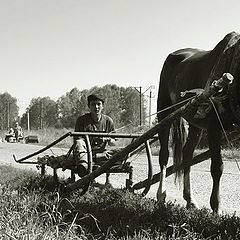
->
[0,92,19,130]
[4,84,147,130]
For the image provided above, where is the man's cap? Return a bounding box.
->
[87,94,105,104]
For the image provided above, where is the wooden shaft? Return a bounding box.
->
[13,132,71,162]
[85,135,93,174]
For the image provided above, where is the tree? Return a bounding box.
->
[120,87,146,127]
[41,97,59,128]
[0,92,18,130]
[20,84,149,131]
[57,85,147,129]
[58,88,88,128]
[21,97,58,129]
[88,84,123,127]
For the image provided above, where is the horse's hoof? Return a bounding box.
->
[64,178,75,184]
[157,190,166,204]
[212,208,222,215]
[186,201,199,209]
[105,182,113,188]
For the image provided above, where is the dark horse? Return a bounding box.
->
[157,32,240,213]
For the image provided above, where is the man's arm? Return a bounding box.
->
[105,137,116,146]
[103,116,116,146]
[74,116,85,143]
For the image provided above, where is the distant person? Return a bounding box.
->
[14,122,23,142]
[8,128,14,137]
[5,127,15,142]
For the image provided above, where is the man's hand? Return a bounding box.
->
[96,150,113,159]
[102,137,116,146]
[104,150,113,159]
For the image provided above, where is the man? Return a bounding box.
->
[72,93,116,177]
[14,122,23,142]
[46,93,127,185]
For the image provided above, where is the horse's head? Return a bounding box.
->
[227,41,240,125]
[209,34,240,125]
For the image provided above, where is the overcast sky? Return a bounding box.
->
[1,0,240,115]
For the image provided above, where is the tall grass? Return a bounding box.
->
[0,165,88,239]
[0,128,73,148]
[0,126,158,154]
[24,128,74,148]
[1,164,240,239]
[2,127,240,159]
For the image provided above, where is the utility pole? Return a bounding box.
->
[134,85,155,127]
[149,89,152,127]
[27,108,30,131]
[134,86,142,126]
[7,101,10,130]
[40,101,43,129]
[139,86,142,126]
[142,85,155,127]
[148,86,155,127]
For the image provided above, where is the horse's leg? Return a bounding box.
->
[105,172,110,185]
[183,124,202,208]
[207,123,223,213]
[157,123,171,203]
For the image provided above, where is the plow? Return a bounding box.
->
[13,73,240,197]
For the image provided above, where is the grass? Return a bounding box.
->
[23,128,74,148]
[0,128,73,148]
[0,166,88,239]
[1,127,240,238]
[0,164,240,239]
[1,127,240,160]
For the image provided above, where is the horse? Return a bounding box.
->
[157,31,240,213]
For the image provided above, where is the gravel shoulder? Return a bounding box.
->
[1,142,240,216]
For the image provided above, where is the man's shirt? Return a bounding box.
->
[74,113,115,151]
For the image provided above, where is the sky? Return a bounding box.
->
[1,0,240,116]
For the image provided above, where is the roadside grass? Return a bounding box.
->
[23,128,74,148]
[0,128,73,148]
[1,127,239,160]
[1,164,240,239]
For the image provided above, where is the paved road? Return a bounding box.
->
[1,141,240,215]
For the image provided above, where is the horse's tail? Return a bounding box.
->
[171,117,187,182]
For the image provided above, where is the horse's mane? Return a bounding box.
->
[207,31,240,86]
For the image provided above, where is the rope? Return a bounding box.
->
[125,95,198,162]
[209,98,240,173]
[146,95,196,119]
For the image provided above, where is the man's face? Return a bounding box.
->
[89,100,104,118]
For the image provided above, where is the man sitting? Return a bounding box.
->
[14,122,23,142]
[5,128,15,142]
[72,93,116,177]
[47,93,117,182]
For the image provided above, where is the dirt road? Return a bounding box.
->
[1,141,240,215]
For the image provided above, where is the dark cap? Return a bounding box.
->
[87,94,105,105]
